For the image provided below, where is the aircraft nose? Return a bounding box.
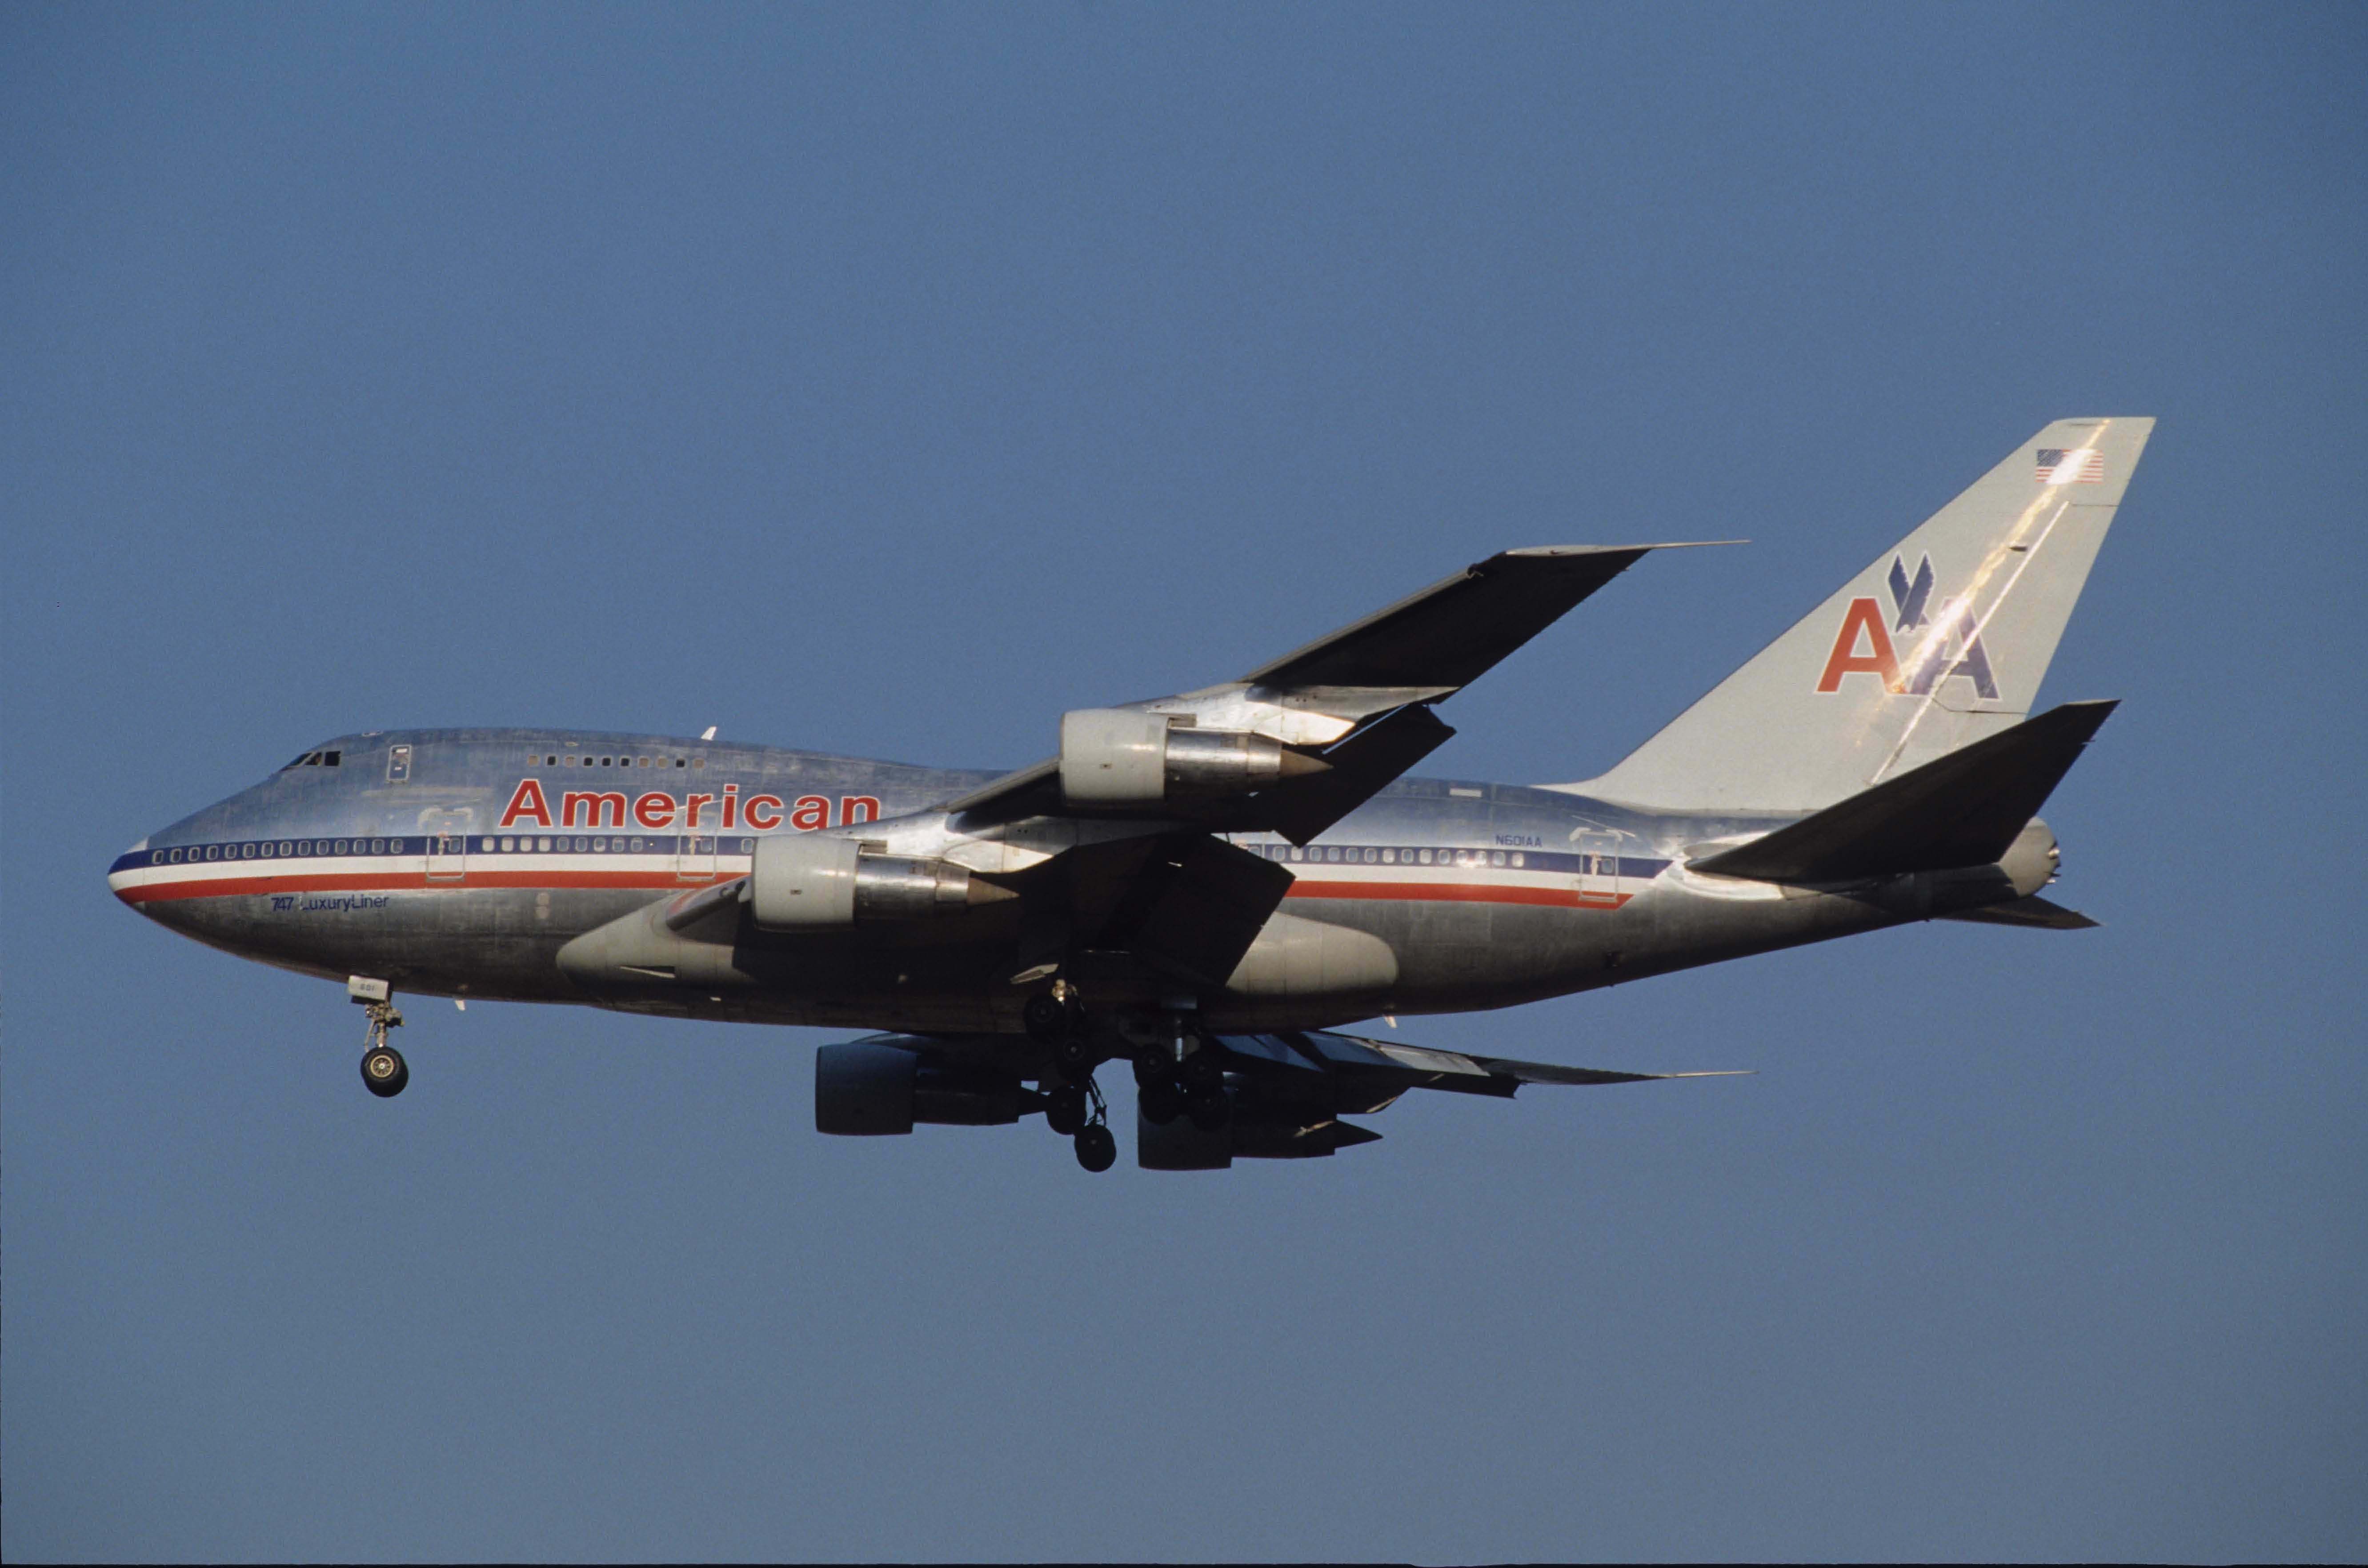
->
[107,837,164,912]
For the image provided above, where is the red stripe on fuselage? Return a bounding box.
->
[1285,880,1631,909]
[112,869,733,904]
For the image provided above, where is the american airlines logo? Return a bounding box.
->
[497,778,880,833]
[1815,553,1999,699]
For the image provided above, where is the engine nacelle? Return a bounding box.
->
[1058,709,1323,806]
[814,1039,1027,1135]
[750,834,1008,929]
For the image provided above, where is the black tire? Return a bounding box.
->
[1178,1049,1223,1093]
[1050,1035,1098,1078]
[1186,1087,1231,1131]
[1022,992,1069,1046]
[1073,1123,1117,1173]
[1046,1084,1088,1137]
[1138,1077,1183,1127]
[361,1045,409,1099]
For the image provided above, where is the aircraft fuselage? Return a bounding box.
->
[108,726,1998,1035]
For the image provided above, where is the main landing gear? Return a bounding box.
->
[1028,983,1116,1172]
[1047,1072,1114,1171]
[1135,1017,1230,1133]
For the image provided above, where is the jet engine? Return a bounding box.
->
[1057,708,1326,806]
[814,1039,1030,1135]
[749,834,1011,929]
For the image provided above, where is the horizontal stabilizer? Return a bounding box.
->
[1938,894,2100,930]
[1691,699,2117,884]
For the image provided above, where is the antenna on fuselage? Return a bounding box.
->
[701,726,717,741]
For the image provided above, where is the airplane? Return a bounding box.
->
[108,418,2152,1172]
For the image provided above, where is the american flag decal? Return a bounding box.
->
[2036,447,2106,484]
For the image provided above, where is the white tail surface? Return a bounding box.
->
[1555,417,2154,813]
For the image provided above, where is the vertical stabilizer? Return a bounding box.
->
[1555,418,2152,812]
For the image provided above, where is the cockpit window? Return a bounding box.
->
[281,750,343,770]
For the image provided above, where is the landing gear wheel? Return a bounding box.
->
[1138,1077,1183,1127]
[1178,1049,1223,1094]
[1022,992,1070,1046]
[361,1044,409,1098]
[1186,1087,1231,1131]
[1073,1123,1117,1173]
[1046,1083,1088,1137]
[1050,1035,1098,1079]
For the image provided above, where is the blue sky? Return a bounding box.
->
[4,4,2363,1560]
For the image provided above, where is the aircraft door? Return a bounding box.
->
[677,830,718,882]
[1574,829,1621,907]
[426,831,468,883]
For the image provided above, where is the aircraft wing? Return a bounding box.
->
[946,543,1718,837]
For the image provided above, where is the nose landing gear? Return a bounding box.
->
[349,976,409,1098]
[358,998,408,1098]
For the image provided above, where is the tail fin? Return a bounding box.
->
[1558,418,2153,811]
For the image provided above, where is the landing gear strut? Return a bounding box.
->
[359,999,408,1098]
[1025,981,1117,1170]
[1048,1067,1115,1172]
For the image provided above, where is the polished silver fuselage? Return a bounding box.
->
[108,726,1978,1035]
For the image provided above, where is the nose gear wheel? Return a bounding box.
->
[359,999,408,1098]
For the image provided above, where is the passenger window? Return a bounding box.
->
[169,848,183,863]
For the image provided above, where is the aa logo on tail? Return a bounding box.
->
[1815,554,1999,699]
